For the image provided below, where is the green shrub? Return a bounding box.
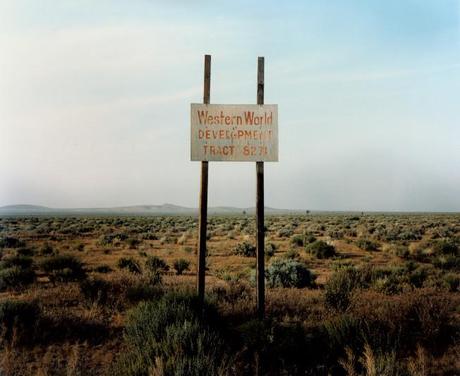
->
[325,267,364,312]
[99,233,128,246]
[80,278,109,305]
[433,239,459,256]
[112,292,230,376]
[0,267,36,291]
[433,254,460,270]
[0,300,40,343]
[0,255,33,270]
[277,228,294,238]
[0,236,25,248]
[284,249,299,259]
[127,238,141,249]
[41,255,86,282]
[392,245,410,258]
[16,247,35,257]
[117,257,141,274]
[265,258,315,288]
[40,243,55,256]
[443,273,460,292]
[304,232,317,244]
[290,235,304,247]
[234,241,256,257]
[124,282,162,303]
[265,242,277,258]
[306,240,336,259]
[145,256,169,273]
[355,239,379,252]
[173,259,190,275]
[94,264,112,273]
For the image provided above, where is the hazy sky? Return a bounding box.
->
[1,1,459,211]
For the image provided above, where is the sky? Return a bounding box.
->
[0,0,459,211]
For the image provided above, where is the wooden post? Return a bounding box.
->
[256,56,265,319]
[197,54,211,304]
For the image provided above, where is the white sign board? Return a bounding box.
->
[191,104,278,162]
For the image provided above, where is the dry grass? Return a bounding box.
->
[0,213,459,375]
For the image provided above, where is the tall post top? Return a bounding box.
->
[203,55,211,104]
[257,56,264,105]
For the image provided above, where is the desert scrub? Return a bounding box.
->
[112,292,231,376]
[145,255,169,273]
[0,255,36,291]
[0,267,36,291]
[265,258,315,288]
[284,249,299,259]
[144,256,169,284]
[324,267,369,312]
[303,232,316,244]
[0,236,25,248]
[80,277,110,305]
[40,254,86,282]
[39,242,55,256]
[173,259,190,275]
[0,255,33,270]
[234,241,256,257]
[94,264,112,273]
[117,257,141,274]
[265,242,277,258]
[355,238,379,252]
[306,240,336,259]
[433,238,459,256]
[0,299,40,344]
[290,234,304,247]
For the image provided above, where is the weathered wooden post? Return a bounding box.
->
[256,57,265,319]
[197,54,211,305]
[190,55,277,315]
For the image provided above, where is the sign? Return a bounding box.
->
[191,104,278,162]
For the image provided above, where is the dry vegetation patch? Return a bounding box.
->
[0,214,459,375]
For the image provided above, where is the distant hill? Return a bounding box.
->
[0,204,304,216]
[0,204,55,212]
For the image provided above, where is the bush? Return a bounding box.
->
[306,240,336,259]
[0,267,36,291]
[433,254,460,270]
[349,289,454,353]
[173,259,190,275]
[290,235,304,247]
[325,267,364,312]
[265,258,315,288]
[392,245,410,258]
[433,239,459,256]
[40,243,55,256]
[442,273,460,292]
[234,241,256,257]
[16,247,35,257]
[304,232,317,244]
[41,255,86,282]
[112,292,230,376]
[117,257,141,274]
[0,255,33,270]
[356,239,379,252]
[284,249,299,259]
[94,264,112,273]
[0,300,40,344]
[80,278,110,305]
[127,238,141,249]
[145,256,169,273]
[0,236,25,248]
[265,242,277,258]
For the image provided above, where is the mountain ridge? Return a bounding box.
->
[0,204,302,215]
